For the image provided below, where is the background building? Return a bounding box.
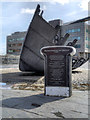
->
[61,21,90,58]
[6,19,90,58]
[7,31,26,55]
[0,54,20,64]
[49,19,90,58]
[85,24,90,57]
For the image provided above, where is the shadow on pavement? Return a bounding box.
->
[2,93,65,110]
[1,72,44,83]
[72,71,82,74]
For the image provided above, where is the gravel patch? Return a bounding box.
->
[72,69,89,90]
[11,69,89,91]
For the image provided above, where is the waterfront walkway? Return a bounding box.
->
[0,62,89,118]
[1,89,88,118]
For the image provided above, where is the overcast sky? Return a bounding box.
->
[0,0,89,55]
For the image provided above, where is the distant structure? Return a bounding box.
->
[62,21,90,58]
[49,19,90,58]
[1,54,20,64]
[7,31,26,55]
[6,19,90,58]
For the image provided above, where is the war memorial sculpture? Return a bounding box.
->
[19,4,89,72]
[19,4,89,96]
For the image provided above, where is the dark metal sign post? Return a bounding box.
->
[41,46,76,97]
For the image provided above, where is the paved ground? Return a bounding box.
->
[1,89,88,118]
[0,62,89,119]
[0,67,43,84]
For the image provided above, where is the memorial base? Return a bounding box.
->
[45,86,70,97]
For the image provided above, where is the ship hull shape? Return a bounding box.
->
[19,4,89,72]
[19,5,59,72]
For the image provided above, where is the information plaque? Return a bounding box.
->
[47,54,66,86]
[41,46,76,97]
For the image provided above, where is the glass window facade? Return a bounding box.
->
[74,44,81,48]
[8,37,24,42]
[17,43,22,46]
[8,44,17,47]
[86,37,90,41]
[8,50,13,52]
[77,29,80,32]
[68,36,80,41]
[77,37,80,40]
[8,44,12,47]
[66,28,81,33]
[86,44,90,48]
[8,49,21,53]
[72,29,74,32]
[86,29,90,34]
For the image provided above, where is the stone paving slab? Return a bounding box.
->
[1,89,88,118]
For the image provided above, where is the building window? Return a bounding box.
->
[86,37,88,40]
[15,49,20,52]
[86,37,90,41]
[86,44,90,48]
[69,30,72,32]
[73,36,80,40]
[20,38,24,40]
[17,38,19,41]
[8,44,16,47]
[72,29,74,32]
[8,37,24,42]
[74,44,81,48]
[11,44,16,47]
[77,28,80,32]
[77,37,80,40]
[66,28,81,33]
[86,29,88,32]
[8,49,21,53]
[8,44,12,47]
[13,44,16,46]
[8,39,16,42]
[68,36,80,41]
[8,50,13,52]
[17,43,22,46]
[17,38,24,41]
[86,29,90,34]
[8,39,12,42]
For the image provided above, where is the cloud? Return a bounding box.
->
[66,11,77,16]
[21,5,47,14]
[78,0,89,11]
[30,0,89,11]
[50,0,70,5]
[49,0,89,10]
[21,8,35,14]
[42,5,47,10]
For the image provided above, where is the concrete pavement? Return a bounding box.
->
[1,89,88,118]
